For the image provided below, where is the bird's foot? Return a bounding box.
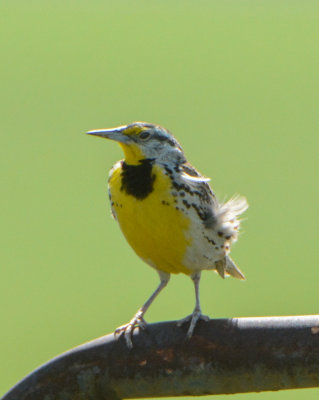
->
[177,310,210,339]
[114,310,147,348]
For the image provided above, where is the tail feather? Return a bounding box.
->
[213,196,247,280]
[215,256,246,280]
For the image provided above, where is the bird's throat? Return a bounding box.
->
[119,142,145,165]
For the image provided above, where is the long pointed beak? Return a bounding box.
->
[86,125,128,143]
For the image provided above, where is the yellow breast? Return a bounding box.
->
[108,162,192,275]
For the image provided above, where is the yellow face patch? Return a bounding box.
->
[118,125,150,165]
[123,125,145,136]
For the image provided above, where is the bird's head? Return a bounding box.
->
[87,122,186,165]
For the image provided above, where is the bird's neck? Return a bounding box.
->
[119,142,145,165]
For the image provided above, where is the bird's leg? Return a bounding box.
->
[115,271,170,348]
[177,272,210,338]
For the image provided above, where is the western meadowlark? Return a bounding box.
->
[87,122,248,348]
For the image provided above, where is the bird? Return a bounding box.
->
[87,122,248,348]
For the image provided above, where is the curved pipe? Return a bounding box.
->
[2,315,319,399]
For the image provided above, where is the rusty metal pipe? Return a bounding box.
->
[2,315,319,399]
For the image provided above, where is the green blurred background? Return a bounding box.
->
[1,1,319,398]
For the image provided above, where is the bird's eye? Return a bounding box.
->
[139,131,151,140]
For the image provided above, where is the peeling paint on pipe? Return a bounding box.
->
[2,315,319,399]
